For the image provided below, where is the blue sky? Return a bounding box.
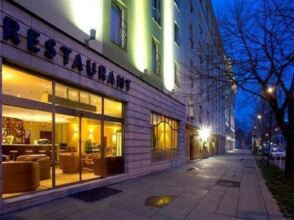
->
[212,0,256,131]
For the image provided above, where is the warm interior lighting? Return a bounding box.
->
[133,0,148,72]
[199,126,211,141]
[163,0,174,91]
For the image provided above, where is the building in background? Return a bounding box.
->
[0,0,234,213]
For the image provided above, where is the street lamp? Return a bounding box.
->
[266,86,275,94]
[257,114,262,120]
[199,126,211,142]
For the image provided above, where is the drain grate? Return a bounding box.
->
[216,180,240,188]
[71,187,122,203]
[145,195,176,208]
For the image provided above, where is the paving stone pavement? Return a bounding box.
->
[0,149,286,220]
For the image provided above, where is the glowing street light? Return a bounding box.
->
[199,126,211,141]
[266,86,275,94]
[257,114,262,120]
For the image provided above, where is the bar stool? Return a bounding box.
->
[9,150,18,161]
[25,150,34,155]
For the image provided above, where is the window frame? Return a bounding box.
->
[110,1,127,49]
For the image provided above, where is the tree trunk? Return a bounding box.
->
[285,134,294,183]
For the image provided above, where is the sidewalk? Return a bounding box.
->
[0,149,286,220]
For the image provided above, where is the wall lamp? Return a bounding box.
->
[85,29,96,46]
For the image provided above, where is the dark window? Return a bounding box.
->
[189,0,194,12]
[189,24,194,49]
[152,0,161,25]
[174,23,180,45]
[110,2,127,48]
[189,97,195,119]
[174,0,180,9]
[174,62,180,87]
[152,38,160,75]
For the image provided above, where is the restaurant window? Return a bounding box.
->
[152,0,161,25]
[152,38,160,75]
[110,1,127,48]
[2,65,52,103]
[55,83,102,114]
[2,105,53,197]
[1,64,124,198]
[55,113,80,186]
[104,98,123,118]
[151,113,178,162]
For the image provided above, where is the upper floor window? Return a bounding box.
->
[189,97,195,119]
[110,2,127,49]
[174,0,180,9]
[189,0,194,12]
[189,23,194,49]
[152,38,160,75]
[174,62,180,87]
[174,23,180,45]
[152,0,161,25]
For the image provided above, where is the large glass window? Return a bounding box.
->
[1,64,124,198]
[55,113,80,186]
[104,98,123,118]
[2,105,53,198]
[151,113,178,161]
[55,84,102,114]
[2,65,52,103]
[103,121,123,177]
[81,118,102,180]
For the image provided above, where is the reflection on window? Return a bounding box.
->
[2,65,52,103]
[104,98,122,118]
[151,113,178,161]
[55,84,102,114]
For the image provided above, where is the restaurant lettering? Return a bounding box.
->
[2,16,131,92]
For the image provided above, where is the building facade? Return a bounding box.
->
[0,0,234,213]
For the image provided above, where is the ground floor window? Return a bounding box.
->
[151,113,178,161]
[1,64,124,198]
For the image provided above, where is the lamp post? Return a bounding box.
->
[199,126,211,157]
[257,114,264,159]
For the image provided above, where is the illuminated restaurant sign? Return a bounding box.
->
[2,16,131,92]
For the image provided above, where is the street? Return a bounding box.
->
[0,150,285,220]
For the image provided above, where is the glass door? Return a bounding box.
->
[54,113,80,186]
[81,118,102,180]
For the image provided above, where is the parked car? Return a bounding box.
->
[270,147,286,159]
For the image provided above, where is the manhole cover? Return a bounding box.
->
[216,180,240,188]
[186,166,199,172]
[145,195,176,208]
[71,187,121,203]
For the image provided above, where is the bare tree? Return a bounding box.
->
[201,0,294,181]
